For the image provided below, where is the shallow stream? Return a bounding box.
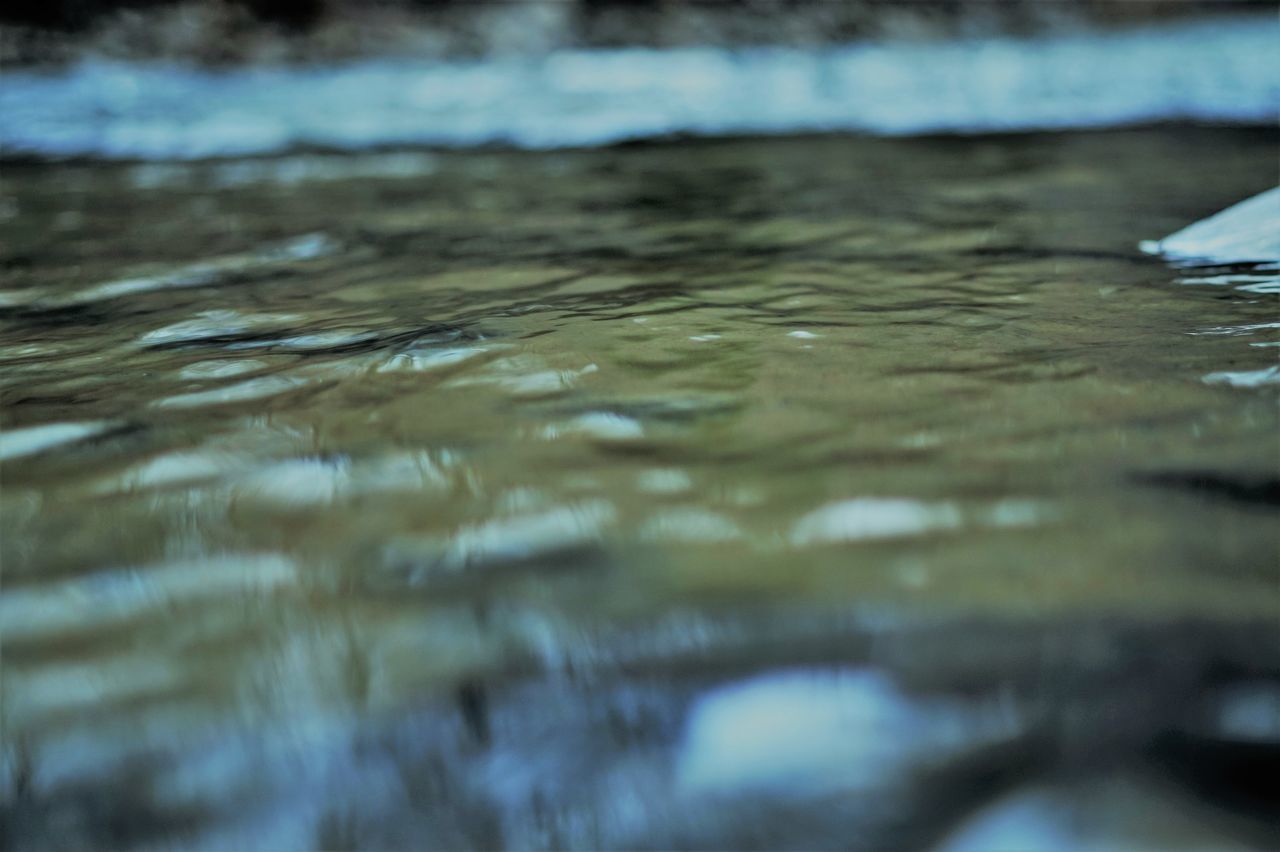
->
[2,127,1278,849]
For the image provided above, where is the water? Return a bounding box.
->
[2,16,1277,158]
[2,127,1278,848]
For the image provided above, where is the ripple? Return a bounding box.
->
[0,554,297,643]
[376,346,495,374]
[446,501,615,567]
[139,310,303,347]
[791,499,964,544]
[1202,366,1280,388]
[790,498,1051,544]
[234,452,456,506]
[9,655,185,730]
[178,359,274,380]
[90,449,246,493]
[0,420,120,462]
[640,508,741,543]
[1190,322,1280,338]
[446,357,598,399]
[4,121,1279,852]
[151,375,311,409]
[271,330,382,352]
[1176,266,1280,296]
[545,412,645,442]
[51,233,339,308]
[235,458,350,506]
[387,500,616,583]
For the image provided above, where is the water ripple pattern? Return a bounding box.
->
[2,129,1278,850]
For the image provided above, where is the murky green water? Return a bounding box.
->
[2,128,1278,849]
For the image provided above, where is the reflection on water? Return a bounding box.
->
[2,127,1279,849]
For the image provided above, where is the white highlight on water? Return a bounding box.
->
[791,498,964,543]
[677,668,1021,795]
[430,500,617,571]
[790,497,1051,544]
[679,669,918,794]
[2,16,1274,159]
[1202,366,1280,388]
[16,233,341,310]
[1144,187,1280,265]
[0,421,119,461]
[0,554,297,642]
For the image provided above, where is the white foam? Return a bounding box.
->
[2,17,1274,159]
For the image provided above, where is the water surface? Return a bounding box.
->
[2,127,1278,849]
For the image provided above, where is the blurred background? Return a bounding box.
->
[2,0,1272,65]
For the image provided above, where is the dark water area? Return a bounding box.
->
[1,127,1279,849]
